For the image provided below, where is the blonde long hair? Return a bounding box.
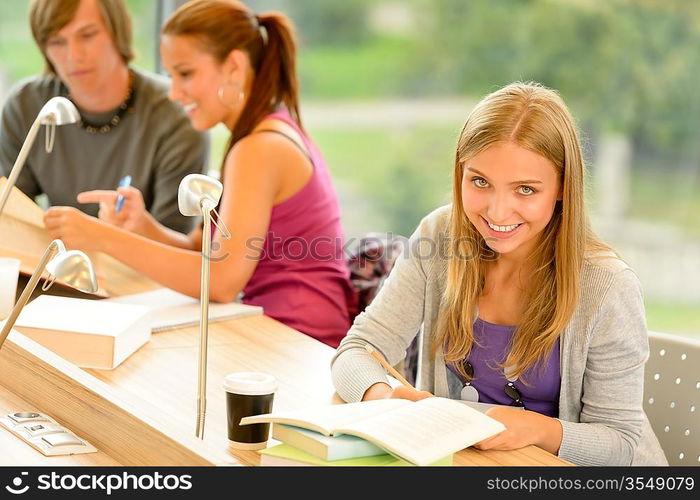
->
[434,82,611,382]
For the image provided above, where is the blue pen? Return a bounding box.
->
[115,175,131,213]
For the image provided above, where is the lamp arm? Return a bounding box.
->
[0,239,62,350]
[0,116,43,215]
[195,199,216,438]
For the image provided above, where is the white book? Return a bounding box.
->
[241,397,506,466]
[12,295,151,370]
[104,288,263,332]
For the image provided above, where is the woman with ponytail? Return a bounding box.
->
[44,0,356,348]
[331,82,667,465]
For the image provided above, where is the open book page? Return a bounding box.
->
[0,177,45,226]
[0,178,110,298]
[0,177,53,273]
[240,399,409,436]
[334,397,506,465]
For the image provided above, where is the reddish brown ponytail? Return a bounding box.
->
[235,13,303,144]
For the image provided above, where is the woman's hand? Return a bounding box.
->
[44,206,102,251]
[362,383,434,401]
[391,385,434,401]
[77,186,151,236]
[474,406,562,454]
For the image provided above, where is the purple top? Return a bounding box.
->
[240,110,356,348]
[447,318,561,416]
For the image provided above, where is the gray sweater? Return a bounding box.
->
[331,205,667,466]
[0,68,209,233]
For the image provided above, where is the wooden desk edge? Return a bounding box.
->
[0,331,230,466]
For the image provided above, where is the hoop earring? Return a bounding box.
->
[217,82,245,110]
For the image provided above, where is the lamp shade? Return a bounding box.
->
[37,96,80,125]
[178,174,223,216]
[44,250,98,293]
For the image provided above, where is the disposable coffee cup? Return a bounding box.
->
[223,372,277,450]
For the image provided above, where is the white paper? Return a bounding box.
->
[105,288,263,332]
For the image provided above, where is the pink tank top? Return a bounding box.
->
[240,110,356,347]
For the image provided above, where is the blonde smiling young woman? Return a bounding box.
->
[331,82,668,466]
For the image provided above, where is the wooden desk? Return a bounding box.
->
[86,315,570,466]
[0,309,569,466]
[0,385,119,466]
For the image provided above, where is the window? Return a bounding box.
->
[2,0,698,340]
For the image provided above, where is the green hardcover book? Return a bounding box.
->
[259,443,453,467]
[272,423,386,461]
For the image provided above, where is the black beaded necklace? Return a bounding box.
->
[72,70,136,134]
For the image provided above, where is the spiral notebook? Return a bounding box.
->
[105,288,263,332]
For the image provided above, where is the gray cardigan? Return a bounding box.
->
[331,205,667,466]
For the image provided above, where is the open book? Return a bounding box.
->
[0,177,107,298]
[104,288,262,332]
[240,397,506,466]
[0,177,53,269]
[0,177,154,299]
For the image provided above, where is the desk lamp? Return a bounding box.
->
[0,97,80,216]
[0,239,98,350]
[178,174,231,439]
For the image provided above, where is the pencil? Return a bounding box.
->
[363,343,414,389]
